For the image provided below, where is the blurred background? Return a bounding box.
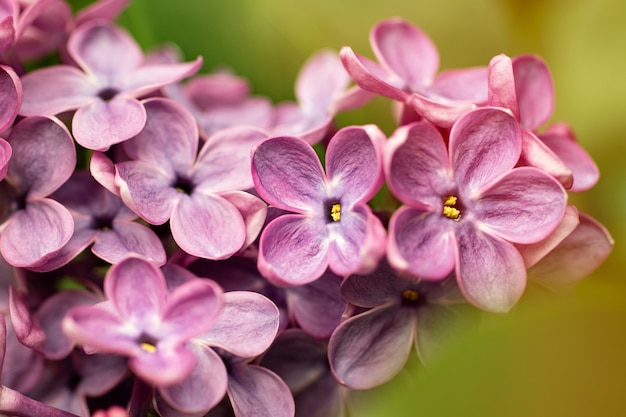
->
[81,0,626,415]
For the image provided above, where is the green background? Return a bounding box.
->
[79,0,626,415]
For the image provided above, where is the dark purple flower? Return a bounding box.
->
[19,20,202,150]
[386,108,567,312]
[63,257,224,386]
[251,125,386,286]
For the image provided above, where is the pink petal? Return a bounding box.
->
[387,206,456,280]
[72,95,147,150]
[130,344,196,386]
[450,108,521,195]
[75,0,129,27]
[295,49,349,113]
[428,66,488,104]
[512,54,554,130]
[0,138,11,180]
[90,151,120,195]
[487,54,519,119]
[258,214,329,286]
[408,93,477,128]
[455,226,526,312]
[121,57,203,97]
[0,65,21,133]
[93,221,166,265]
[217,190,267,252]
[227,364,295,417]
[370,18,438,91]
[519,129,573,189]
[170,192,246,260]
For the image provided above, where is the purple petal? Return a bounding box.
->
[74,351,128,397]
[72,95,147,150]
[104,257,166,327]
[0,138,11,180]
[19,66,97,116]
[158,343,228,414]
[75,0,129,27]
[537,122,599,192]
[415,303,473,364]
[408,93,477,128]
[340,259,409,307]
[68,21,141,79]
[385,121,451,207]
[90,151,120,195]
[512,54,554,131]
[487,54,519,119]
[199,291,279,358]
[93,221,166,265]
[123,98,198,173]
[528,213,613,286]
[519,129,573,189]
[387,206,456,280]
[326,125,384,204]
[122,58,203,98]
[8,287,45,354]
[474,167,567,244]
[258,214,328,286]
[339,46,408,102]
[295,49,349,113]
[450,107,521,195]
[8,116,75,197]
[0,65,21,133]
[228,364,295,417]
[455,226,526,312]
[218,191,267,251]
[252,136,326,212]
[0,199,74,268]
[329,305,416,389]
[370,18,438,91]
[130,343,196,386]
[428,66,488,104]
[170,192,246,259]
[0,15,15,52]
[194,127,268,192]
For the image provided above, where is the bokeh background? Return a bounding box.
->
[79,0,626,415]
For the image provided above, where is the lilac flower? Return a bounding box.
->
[0,0,53,64]
[0,116,76,270]
[19,20,202,150]
[251,125,387,286]
[328,261,474,390]
[340,18,488,127]
[114,98,268,260]
[386,108,567,312]
[488,53,599,190]
[63,257,224,386]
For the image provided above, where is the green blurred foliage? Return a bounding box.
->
[95,0,626,414]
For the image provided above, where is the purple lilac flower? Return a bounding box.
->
[0,0,54,65]
[114,98,268,260]
[328,261,475,390]
[386,108,567,312]
[251,125,386,286]
[63,257,224,387]
[488,53,599,191]
[340,17,488,127]
[0,116,76,270]
[19,20,202,150]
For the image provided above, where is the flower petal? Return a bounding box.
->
[218,190,267,250]
[387,206,456,280]
[258,214,328,286]
[512,54,554,131]
[121,57,203,97]
[455,226,526,313]
[519,129,573,189]
[251,136,326,212]
[0,65,21,133]
[227,364,295,417]
[408,93,477,128]
[428,66,488,104]
[487,54,519,119]
[329,305,416,389]
[94,221,166,265]
[295,49,349,113]
[130,344,196,386]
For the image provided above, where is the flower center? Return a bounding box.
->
[137,334,158,354]
[324,200,342,223]
[174,176,194,195]
[442,195,461,221]
[97,87,119,102]
[330,203,341,222]
[402,289,419,302]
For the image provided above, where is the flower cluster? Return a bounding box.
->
[0,2,613,417]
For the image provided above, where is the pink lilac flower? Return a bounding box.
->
[19,20,202,150]
[0,116,75,270]
[488,53,599,191]
[340,17,488,127]
[386,108,567,312]
[328,261,475,390]
[114,98,268,260]
[62,257,224,387]
[251,125,387,286]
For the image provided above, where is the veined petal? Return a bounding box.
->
[519,129,573,189]
[512,54,554,131]
[8,116,75,197]
[339,46,409,101]
[251,136,326,212]
[1,199,74,268]
[199,291,279,358]
[72,95,147,150]
[130,344,196,386]
[94,221,166,265]
[455,226,526,313]
[450,107,521,196]
[329,305,416,390]
[19,66,97,116]
[475,167,567,244]
[68,21,141,80]
[170,192,246,260]
[408,93,477,128]
[487,54,519,119]
[228,364,295,417]
[387,206,456,280]
[0,65,21,133]
[428,66,488,104]
[122,58,203,97]
[104,257,167,328]
[370,18,438,91]
[258,214,329,286]
[218,190,267,250]
[385,121,451,207]
[326,125,385,204]
[0,139,10,180]
[296,49,349,113]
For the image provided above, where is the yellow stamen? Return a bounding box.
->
[330,203,341,222]
[140,342,157,353]
[402,289,419,302]
[442,195,461,221]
